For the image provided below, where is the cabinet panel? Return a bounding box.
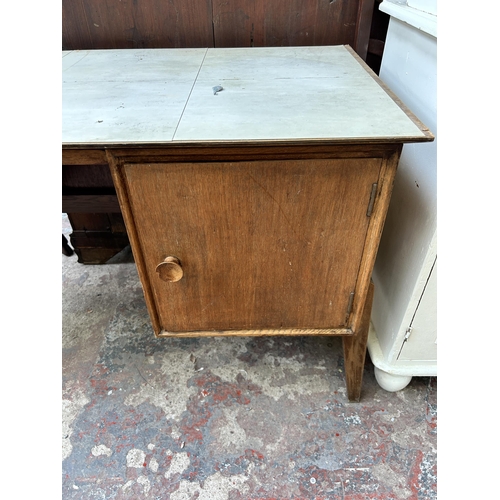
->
[398,259,437,361]
[122,158,381,333]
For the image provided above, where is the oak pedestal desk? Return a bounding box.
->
[62,45,433,401]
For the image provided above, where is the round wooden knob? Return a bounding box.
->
[155,256,183,282]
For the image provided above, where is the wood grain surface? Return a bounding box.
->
[119,157,382,333]
[62,0,372,58]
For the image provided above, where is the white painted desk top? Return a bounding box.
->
[62,45,430,145]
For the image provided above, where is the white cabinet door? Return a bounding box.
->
[398,259,437,361]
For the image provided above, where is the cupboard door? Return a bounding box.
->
[123,158,381,333]
[398,259,437,362]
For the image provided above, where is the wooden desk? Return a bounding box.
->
[62,46,433,400]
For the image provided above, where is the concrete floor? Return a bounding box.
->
[62,215,437,499]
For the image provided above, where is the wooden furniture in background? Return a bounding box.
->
[369,0,438,391]
[62,46,432,399]
[62,0,376,58]
[62,161,126,263]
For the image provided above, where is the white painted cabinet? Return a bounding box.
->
[368,0,437,391]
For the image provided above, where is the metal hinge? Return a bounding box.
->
[366,183,378,217]
[396,326,414,360]
[403,327,413,342]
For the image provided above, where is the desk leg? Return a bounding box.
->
[343,280,374,402]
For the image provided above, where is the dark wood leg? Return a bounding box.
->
[65,213,130,264]
[343,280,375,402]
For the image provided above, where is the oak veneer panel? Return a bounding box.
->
[62,149,107,166]
[121,157,382,333]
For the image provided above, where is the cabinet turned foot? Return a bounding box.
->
[343,281,374,402]
[374,367,412,392]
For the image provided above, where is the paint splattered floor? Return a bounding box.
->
[62,216,437,499]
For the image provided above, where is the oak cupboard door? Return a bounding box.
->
[118,157,382,335]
